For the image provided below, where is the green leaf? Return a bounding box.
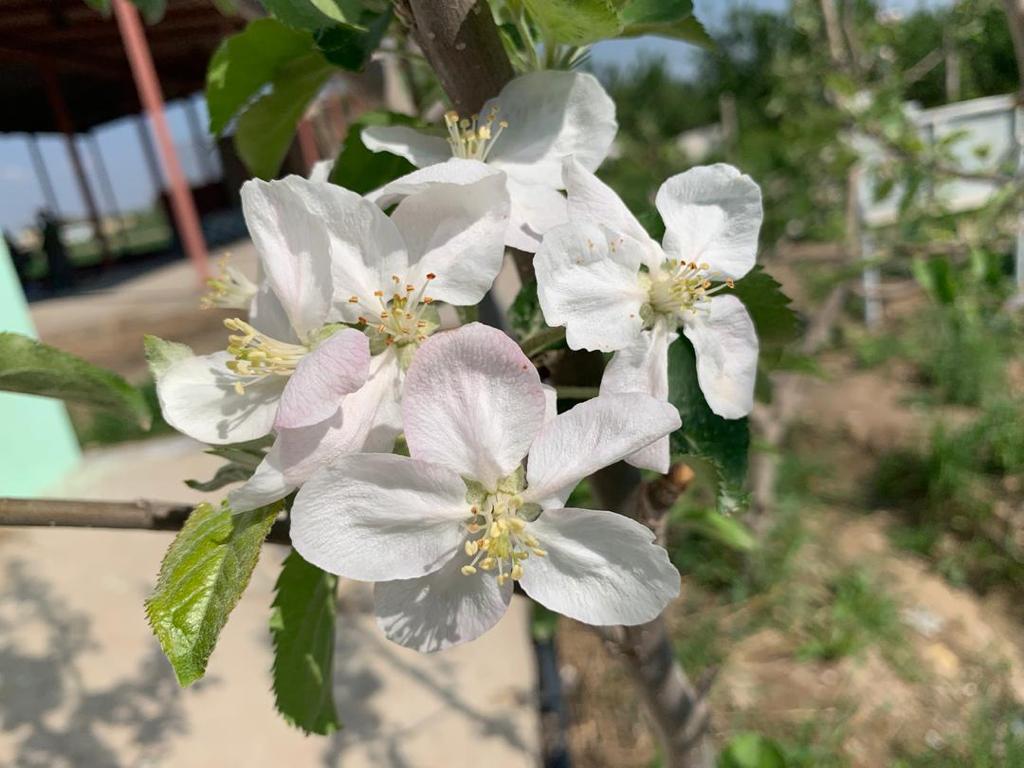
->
[520,327,567,359]
[622,14,713,46]
[618,0,693,25]
[206,19,317,136]
[234,52,334,179]
[667,337,749,512]
[270,550,341,735]
[0,332,150,428]
[143,334,192,378]
[508,280,545,340]
[146,501,280,686]
[328,111,422,193]
[315,8,392,71]
[259,0,363,29]
[911,256,957,305]
[185,463,254,492]
[676,507,755,551]
[133,0,166,23]
[719,732,787,768]
[522,0,621,45]
[731,267,801,351]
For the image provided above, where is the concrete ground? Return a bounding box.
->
[3,247,538,767]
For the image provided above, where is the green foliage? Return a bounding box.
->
[891,697,1024,767]
[508,280,544,340]
[185,463,254,492]
[617,0,711,46]
[719,733,787,768]
[146,501,279,686]
[328,111,421,193]
[0,332,151,428]
[270,550,341,735]
[206,19,317,136]
[234,53,334,179]
[519,0,709,47]
[258,0,363,30]
[674,505,755,552]
[82,0,166,23]
[70,379,172,447]
[733,267,801,351]
[314,8,391,70]
[796,568,904,663]
[667,338,750,512]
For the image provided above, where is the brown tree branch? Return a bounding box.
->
[0,497,292,544]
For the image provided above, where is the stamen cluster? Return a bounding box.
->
[201,257,257,310]
[648,259,735,321]
[349,273,438,348]
[460,473,545,586]
[444,108,508,161]
[223,317,308,393]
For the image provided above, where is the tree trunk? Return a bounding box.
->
[1003,0,1024,101]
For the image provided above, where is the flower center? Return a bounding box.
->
[460,469,545,586]
[201,256,257,310]
[222,317,309,394]
[647,259,734,321]
[444,107,508,161]
[347,273,440,353]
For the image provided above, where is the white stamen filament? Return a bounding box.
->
[223,317,308,394]
[648,258,735,320]
[444,108,508,162]
[348,273,438,347]
[459,486,544,584]
[201,256,257,310]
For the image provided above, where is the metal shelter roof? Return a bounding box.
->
[0,0,243,133]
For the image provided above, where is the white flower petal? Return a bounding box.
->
[505,177,568,252]
[366,158,498,209]
[656,164,762,281]
[308,159,334,182]
[519,507,680,625]
[155,351,282,445]
[248,283,299,344]
[542,383,558,425]
[274,329,370,430]
[360,125,451,167]
[484,71,617,188]
[682,294,758,419]
[290,453,468,581]
[563,157,659,266]
[390,173,509,306]
[600,322,679,473]
[534,221,647,353]
[374,552,513,653]
[524,393,681,508]
[403,323,546,489]
[240,177,338,337]
[227,441,294,512]
[276,349,404,487]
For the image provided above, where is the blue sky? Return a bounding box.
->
[0,0,952,232]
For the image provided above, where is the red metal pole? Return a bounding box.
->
[112,0,209,282]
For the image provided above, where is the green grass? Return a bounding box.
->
[891,696,1024,768]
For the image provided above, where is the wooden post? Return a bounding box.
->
[113,0,209,281]
[41,66,113,265]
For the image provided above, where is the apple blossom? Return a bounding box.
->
[361,70,617,251]
[289,323,681,653]
[228,170,511,512]
[535,158,763,472]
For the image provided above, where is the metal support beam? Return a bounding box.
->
[41,66,113,265]
[183,95,217,182]
[25,135,59,215]
[87,134,130,253]
[113,0,209,282]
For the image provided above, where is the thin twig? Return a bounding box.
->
[0,497,292,544]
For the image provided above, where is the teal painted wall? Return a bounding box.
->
[0,241,80,496]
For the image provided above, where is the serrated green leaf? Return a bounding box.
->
[270,550,341,735]
[146,501,280,687]
[731,266,801,350]
[522,0,621,45]
[315,8,391,71]
[259,0,363,29]
[0,332,150,428]
[206,19,317,136]
[621,14,713,46]
[667,337,749,511]
[328,111,422,192]
[185,463,254,492]
[234,52,334,179]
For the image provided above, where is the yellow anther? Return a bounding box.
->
[510,564,524,580]
[461,565,477,576]
[479,558,496,571]
[464,539,479,556]
[233,381,245,396]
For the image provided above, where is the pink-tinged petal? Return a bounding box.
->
[563,157,660,268]
[534,220,648,353]
[682,294,759,419]
[277,349,404,486]
[519,508,680,625]
[657,164,762,281]
[274,329,370,430]
[524,393,681,509]
[154,350,283,445]
[403,323,546,489]
[360,125,451,167]
[227,441,293,512]
[600,322,679,473]
[390,173,509,307]
[483,71,617,188]
[290,453,468,581]
[374,552,513,653]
